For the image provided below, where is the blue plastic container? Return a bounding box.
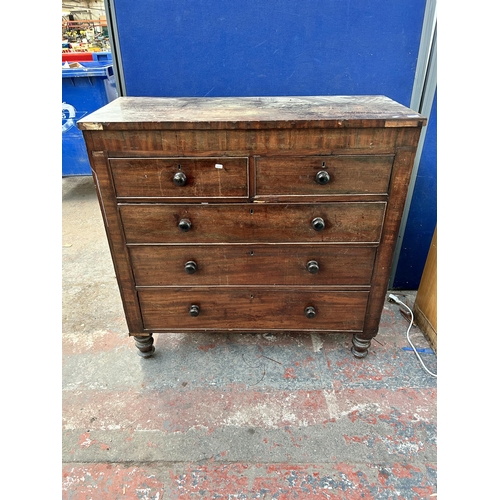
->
[92,51,113,62]
[62,62,118,176]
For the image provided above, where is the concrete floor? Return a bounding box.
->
[62,175,437,499]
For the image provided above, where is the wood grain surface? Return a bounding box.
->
[110,157,248,198]
[78,96,426,131]
[138,288,369,332]
[119,202,386,244]
[255,155,394,196]
[129,244,377,287]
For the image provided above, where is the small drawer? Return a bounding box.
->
[119,202,386,244]
[109,157,248,198]
[130,244,377,286]
[138,289,369,332]
[255,155,394,196]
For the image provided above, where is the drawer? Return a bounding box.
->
[138,289,369,332]
[255,155,394,196]
[119,202,386,244]
[130,244,376,286]
[109,157,248,198]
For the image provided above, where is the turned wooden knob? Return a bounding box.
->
[184,260,197,274]
[178,218,192,232]
[311,217,325,231]
[189,304,200,317]
[304,306,316,318]
[173,171,187,186]
[306,260,319,274]
[315,170,330,185]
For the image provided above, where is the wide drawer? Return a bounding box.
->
[119,202,386,243]
[109,157,248,198]
[138,289,369,332]
[255,155,394,196]
[130,244,376,286]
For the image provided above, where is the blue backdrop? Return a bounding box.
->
[113,0,426,105]
[393,91,437,289]
[111,0,435,288]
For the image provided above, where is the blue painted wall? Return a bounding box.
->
[113,0,426,106]
[393,90,437,289]
[111,0,434,287]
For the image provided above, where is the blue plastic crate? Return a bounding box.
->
[62,62,118,176]
[92,51,113,62]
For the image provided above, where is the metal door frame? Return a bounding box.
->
[104,0,126,96]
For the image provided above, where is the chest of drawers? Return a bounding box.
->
[78,96,426,358]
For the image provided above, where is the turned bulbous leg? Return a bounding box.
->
[351,334,371,358]
[134,334,155,358]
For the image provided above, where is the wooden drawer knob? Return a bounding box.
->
[304,306,316,318]
[306,260,319,274]
[178,218,192,232]
[315,170,330,185]
[311,217,325,231]
[173,171,187,186]
[189,304,200,317]
[184,260,197,274]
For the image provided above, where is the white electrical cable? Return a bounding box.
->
[388,294,437,378]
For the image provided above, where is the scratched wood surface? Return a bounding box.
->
[77,96,426,131]
[255,154,394,196]
[118,202,386,244]
[110,157,248,198]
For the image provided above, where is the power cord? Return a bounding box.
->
[388,293,437,378]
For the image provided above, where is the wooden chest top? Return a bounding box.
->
[77,95,426,131]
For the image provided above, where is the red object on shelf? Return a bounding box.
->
[62,52,93,62]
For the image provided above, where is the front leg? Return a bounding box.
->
[351,334,372,358]
[134,334,155,357]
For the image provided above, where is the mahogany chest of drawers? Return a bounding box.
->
[78,96,426,358]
